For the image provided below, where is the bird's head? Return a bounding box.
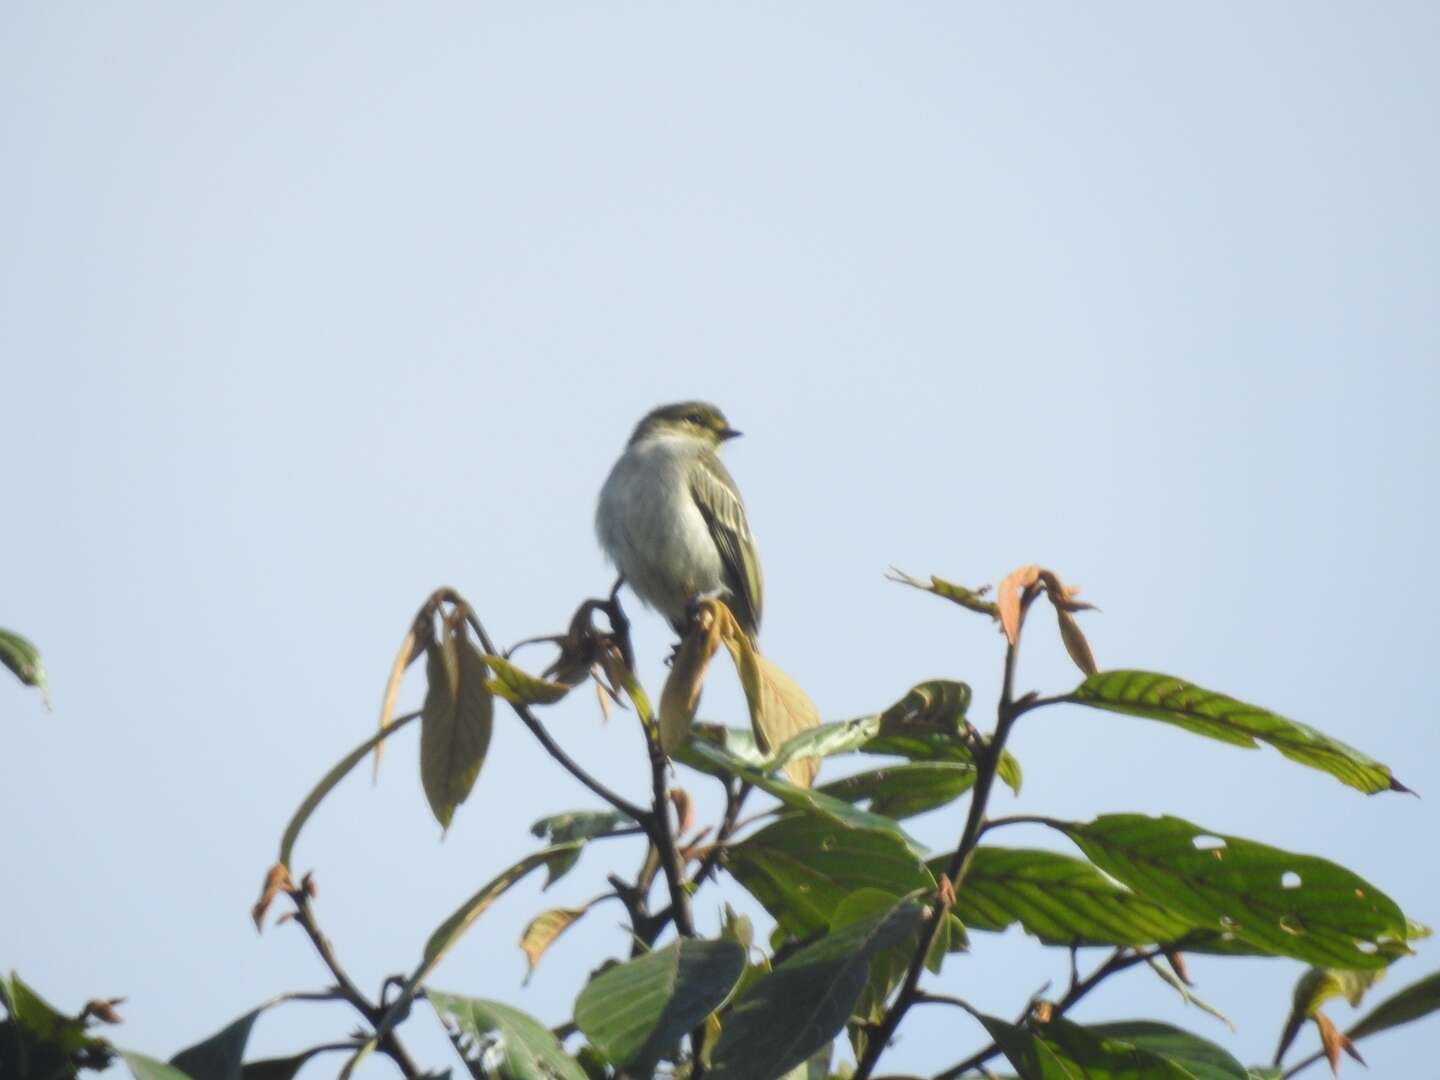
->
[629,401,742,448]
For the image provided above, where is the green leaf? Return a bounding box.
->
[428,990,587,1080]
[170,1000,294,1080]
[680,739,924,850]
[928,847,1197,948]
[0,628,47,695]
[857,680,1022,794]
[981,1014,1197,1079]
[817,761,976,819]
[1057,815,1409,969]
[573,939,745,1072]
[344,844,583,1079]
[1071,671,1409,795]
[727,815,934,939]
[529,810,637,888]
[483,654,573,706]
[768,715,884,765]
[1,972,113,1074]
[1348,969,1440,1041]
[420,628,495,831]
[709,898,927,1080]
[239,1048,331,1080]
[279,711,422,868]
[1086,1022,1249,1080]
[123,1052,194,1079]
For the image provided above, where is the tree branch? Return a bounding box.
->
[853,587,1043,1080]
[287,890,421,1078]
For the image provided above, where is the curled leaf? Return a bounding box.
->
[373,622,427,781]
[886,569,999,617]
[251,863,294,930]
[1056,607,1098,676]
[997,565,1042,644]
[520,906,590,984]
[0,627,50,707]
[724,628,821,787]
[1315,1011,1365,1075]
[484,654,572,706]
[420,617,495,832]
[80,998,125,1025]
[669,787,695,836]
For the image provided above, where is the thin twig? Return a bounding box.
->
[853,588,1042,1080]
[288,891,422,1078]
[932,947,1159,1080]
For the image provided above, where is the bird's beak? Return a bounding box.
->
[719,427,743,441]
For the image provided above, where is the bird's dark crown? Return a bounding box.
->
[629,401,740,446]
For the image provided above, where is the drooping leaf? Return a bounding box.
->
[1056,815,1410,969]
[123,1052,194,1080]
[420,625,495,830]
[927,847,1197,948]
[529,810,637,888]
[1056,607,1098,676]
[1071,671,1409,795]
[1347,969,1440,1041]
[373,618,428,780]
[723,629,822,786]
[1086,1022,1249,1080]
[681,739,923,849]
[574,938,745,1072]
[659,605,728,753]
[708,899,927,1079]
[483,654,573,706]
[818,761,976,820]
[1273,966,1384,1065]
[727,814,934,938]
[520,907,590,984]
[428,990,586,1080]
[278,711,422,870]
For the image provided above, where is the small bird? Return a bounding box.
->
[596,401,763,640]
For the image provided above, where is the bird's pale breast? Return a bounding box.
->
[596,436,726,629]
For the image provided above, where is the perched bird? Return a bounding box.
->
[596,401,763,640]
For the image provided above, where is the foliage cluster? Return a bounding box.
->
[4,566,1438,1080]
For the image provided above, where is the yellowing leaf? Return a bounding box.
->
[723,628,821,787]
[658,601,729,753]
[483,654,573,706]
[373,624,425,781]
[519,906,590,984]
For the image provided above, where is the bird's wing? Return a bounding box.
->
[691,452,763,638]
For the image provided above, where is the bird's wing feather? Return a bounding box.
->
[690,453,763,637]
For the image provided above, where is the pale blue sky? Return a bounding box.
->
[3,4,1437,1077]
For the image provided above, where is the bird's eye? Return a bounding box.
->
[686,412,705,425]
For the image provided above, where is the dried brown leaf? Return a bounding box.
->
[1163,948,1192,987]
[252,863,295,931]
[301,871,318,899]
[669,787,695,836]
[722,616,821,787]
[658,601,728,753]
[81,998,125,1025]
[997,564,1042,644]
[1315,1012,1365,1075]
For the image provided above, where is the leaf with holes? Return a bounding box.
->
[1071,671,1409,795]
[708,898,926,1080]
[428,990,586,1080]
[1056,815,1409,969]
[927,847,1198,948]
[726,814,934,938]
[420,626,495,830]
[573,939,745,1073]
[818,761,977,820]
